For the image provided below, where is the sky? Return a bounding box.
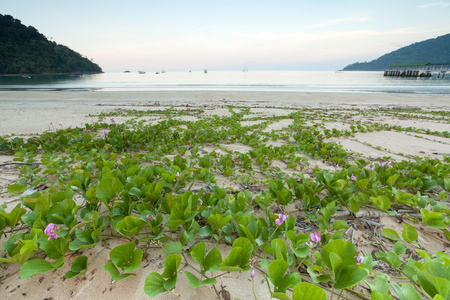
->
[2,0,450,72]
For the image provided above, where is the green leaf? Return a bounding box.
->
[391,282,422,300]
[204,247,222,272]
[356,178,370,191]
[65,255,88,278]
[422,179,438,191]
[20,257,64,279]
[417,261,450,299]
[381,228,400,241]
[334,265,369,289]
[109,242,143,271]
[272,292,291,300]
[271,238,288,262]
[158,254,182,291]
[39,235,69,259]
[207,213,233,233]
[370,195,391,211]
[268,260,301,293]
[104,262,136,281]
[386,174,400,187]
[163,242,183,256]
[332,220,349,230]
[369,276,391,295]
[0,204,26,228]
[190,242,206,267]
[220,237,253,272]
[393,241,406,255]
[68,228,101,250]
[375,252,402,270]
[7,183,27,196]
[96,175,123,203]
[307,265,330,283]
[184,271,216,288]
[370,290,386,300]
[0,238,38,265]
[420,209,447,229]
[321,239,356,273]
[116,216,144,236]
[268,259,289,289]
[161,254,182,279]
[292,282,327,300]
[402,223,418,243]
[144,272,166,297]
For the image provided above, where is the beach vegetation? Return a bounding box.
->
[0,105,449,299]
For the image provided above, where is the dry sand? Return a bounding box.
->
[0,90,449,300]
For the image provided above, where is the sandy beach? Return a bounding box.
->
[0,90,449,300]
[1,90,449,135]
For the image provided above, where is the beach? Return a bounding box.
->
[0,90,449,300]
[1,90,449,135]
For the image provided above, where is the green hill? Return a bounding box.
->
[343,33,450,71]
[0,14,103,74]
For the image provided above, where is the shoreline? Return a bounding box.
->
[1,90,448,136]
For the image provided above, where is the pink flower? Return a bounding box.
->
[306,168,312,174]
[275,214,288,226]
[369,164,374,171]
[250,269,255,278]
[310,232,321,244]
[350,174,356,181]
[145,214,151,221]
[44,223,58,241]
[355,255,364,264]
[202,189,207,197]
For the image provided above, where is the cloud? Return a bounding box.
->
[418,2,450,9]
[307,17,369,29]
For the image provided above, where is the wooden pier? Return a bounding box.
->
[384,62,450,78]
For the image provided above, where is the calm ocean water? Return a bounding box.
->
[0,71,449,94]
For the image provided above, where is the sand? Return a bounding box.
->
[0,90,449,300]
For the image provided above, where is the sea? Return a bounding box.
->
[0,71,449,95]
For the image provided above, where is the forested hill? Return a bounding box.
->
[0,14,103,74]
[343,33,450,71]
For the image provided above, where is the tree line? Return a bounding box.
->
[0,14,103,74]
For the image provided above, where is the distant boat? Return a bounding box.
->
[204,69,208,74]
[242,62,248,72]
[138,71,146,74]
[155,71,160,74]
[124,70,131,73]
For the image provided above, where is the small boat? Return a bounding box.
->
[124,70,131,73]
[242,62,248,72]
[138,71,146,74]
[155,71,160,74]
[204,69,208,74]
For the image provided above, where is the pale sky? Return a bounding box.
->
[2,0,450,72]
